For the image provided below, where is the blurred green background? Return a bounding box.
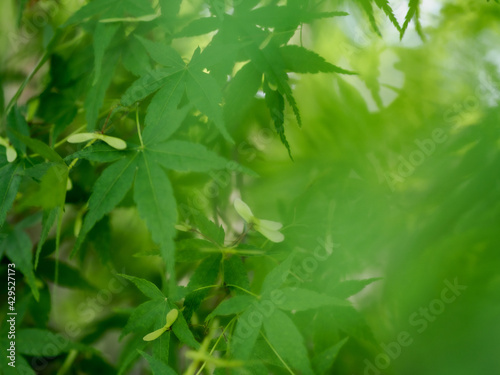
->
[1,0,499,374]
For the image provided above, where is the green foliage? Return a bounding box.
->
[1,0,499,374]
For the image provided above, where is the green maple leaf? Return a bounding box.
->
[374,0,402,31]
[200,4,351,153]
[133,152,177,293]
[400,0,424,40]
[119,275,200,368]
[201,253,352,373]
[263,309,314,375]
[121,38,233,142]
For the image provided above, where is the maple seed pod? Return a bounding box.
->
[6,147,17,163]
[67,133,95,144]
[67,133,127,150]
[165,309,179,328]
[233,198,285,243]
[142,309,179,342]
[0,137,17,162]
[143,326,168,342]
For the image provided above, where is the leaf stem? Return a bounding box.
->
[54,205,64,285]
[229,226,249,247]
[195,317,237,375]
[3,52,49,126]
[225,284,260,299]
[136,107,144,148]
[56,349,78,375]
[54,124,87,149]
[261,332,296,375]
[191,284,220,293]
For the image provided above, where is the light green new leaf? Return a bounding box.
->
[205,295,255,322]
[263,309,314,375]
[119,274,165,299]
[186,67,233,143]
[0,162,22,227]
[5,229,39,301]
[139,350,177,375]
[277,288,350,311]
[133,152,177,293]
[142,71,187,145]
[72,154,138,256]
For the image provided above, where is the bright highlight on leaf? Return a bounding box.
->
[67,132,127,150]
[0,137,17,162]
[234,198,284,243]
[143,309,179,342]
